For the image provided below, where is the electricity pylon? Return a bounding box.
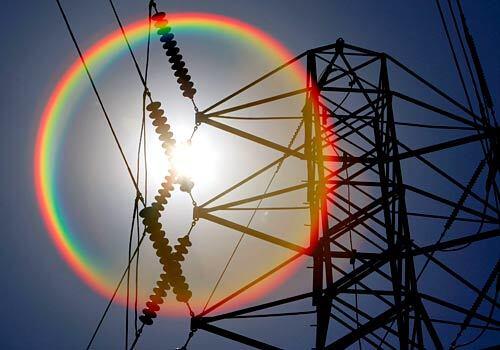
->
[190,39,499,349]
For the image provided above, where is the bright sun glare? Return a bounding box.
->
[148,134,217,188]
[171,141,202,179]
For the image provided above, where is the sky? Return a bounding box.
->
[1,0,499,349]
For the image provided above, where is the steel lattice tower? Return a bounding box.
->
[189,39,499,349]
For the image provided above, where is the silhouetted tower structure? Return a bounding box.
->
[191,38,499,349]
[304,39,440,349]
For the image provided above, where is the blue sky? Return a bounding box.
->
[0,1,498,349]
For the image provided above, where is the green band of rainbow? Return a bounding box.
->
[34,13,307,303]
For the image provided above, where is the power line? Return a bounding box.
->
[108,0,150,96]
[125,197,139,349]
[55,0,144,204]
[456,0,495,119]
[446,0,486,120]
[54,1,153,348]
[434,0,473,111]
[125,6,153,347]
[86,225,146,350]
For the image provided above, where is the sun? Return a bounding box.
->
[170,141,198,179]
[147,131,217,190]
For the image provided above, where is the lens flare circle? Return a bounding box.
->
[35,13,310,315]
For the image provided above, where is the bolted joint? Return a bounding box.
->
[190,316,203,331]
[193,205,201,221]
[336,37,345,53]
[349,249,357,265]
[195,111,208,125]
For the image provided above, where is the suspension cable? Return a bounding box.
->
[125,196,140,349]
[86,223,147,350]
[456,0,496,124]
[434,0,473,111]
[125,16,153,347]
[54,1,155,347]
[436,0,491,161]
[446,0,486,119]
[55,0,144,203]
[108,0,152,102]
[55,3,152,348]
